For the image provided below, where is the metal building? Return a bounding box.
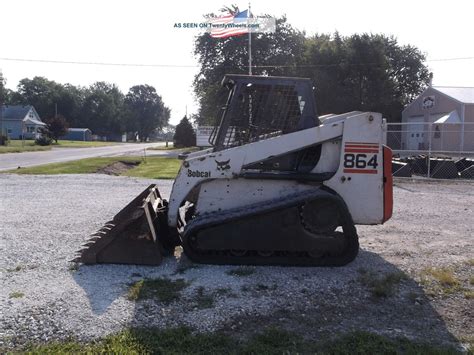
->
[402,86,474,152]
[61,128,92,141]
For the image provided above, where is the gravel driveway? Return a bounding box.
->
[0,174,472,350]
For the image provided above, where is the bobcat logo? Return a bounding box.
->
[215,159,231,171]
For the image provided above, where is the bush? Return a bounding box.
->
[0,133,9,146]
[44,115,69,143]
[35,136,53,146]
[173,116,195,148]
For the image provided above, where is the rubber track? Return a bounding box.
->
[181,189,359,266]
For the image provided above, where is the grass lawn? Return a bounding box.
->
[20,327,459,354]
[147,142,175,150]
[0,139,116,154]
[5,156,181,179]
[53,140,117,148]
[124,157,182,179]
[0,140,51,154]
[147,144,200,152]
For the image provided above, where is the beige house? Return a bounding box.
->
[401,86,474,152]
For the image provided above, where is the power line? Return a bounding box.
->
[247,56,474,69]
[426,56,474,62]
[0,57,198,68]
[0,55,473,69]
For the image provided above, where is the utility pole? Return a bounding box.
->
[248,2,252,75]
[247,3,253,128]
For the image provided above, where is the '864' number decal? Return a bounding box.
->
[343,142,380,174]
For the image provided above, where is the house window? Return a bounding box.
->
[29,112,34,118]
[26,126,36,133]
[7,128,12,134]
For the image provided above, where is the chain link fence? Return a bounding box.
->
[385,122,474,180]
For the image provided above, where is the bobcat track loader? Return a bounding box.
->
[74,74,393,267]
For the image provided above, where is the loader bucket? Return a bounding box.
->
[73,184,173,266]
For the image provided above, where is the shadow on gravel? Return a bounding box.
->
[72,264,137,314]
[218,250,461,349]
[73,249,460,349]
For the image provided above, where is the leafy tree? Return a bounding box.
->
[124,85,170,141]
[11,77,86,126]
[80,82,124,137]
[193,16,305,125]
[44,114,69,143]
[384,38,433,105]
[7,77,176,139]
[194,13,431,124]
[302,33,431,122]
[55,84,85,127]
[173,116,195,147]
[0,71,7,105]
[0,71,15,106]
[12,77,62,119]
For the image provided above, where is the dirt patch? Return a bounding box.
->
[96,161,139,175]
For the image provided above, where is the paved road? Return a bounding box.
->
[0,142,169,171]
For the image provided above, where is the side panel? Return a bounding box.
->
[195,179,319,215]
[167,122,344,227]
[325,113,385,224]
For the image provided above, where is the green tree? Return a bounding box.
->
[11,77,86,126]
[55,84,85,127]
[194,15,431,124]
[301,33,431,122]
[193,16,306,125]
[44,114,69,143]
[124,85,170,141]
[12,77,62,119]
[80,82,124,137]
[0,71,7,105]
[0,72,15,106]
[173,116,195,147]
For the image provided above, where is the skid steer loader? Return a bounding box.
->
[74,74,393,266]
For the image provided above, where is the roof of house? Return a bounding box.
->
[24,117,47,126]
[1,105,46,126]
[434,110,461,124]
[1,105,34,120]
[433,86,474,104]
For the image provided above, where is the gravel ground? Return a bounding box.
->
[0,174,472,350]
